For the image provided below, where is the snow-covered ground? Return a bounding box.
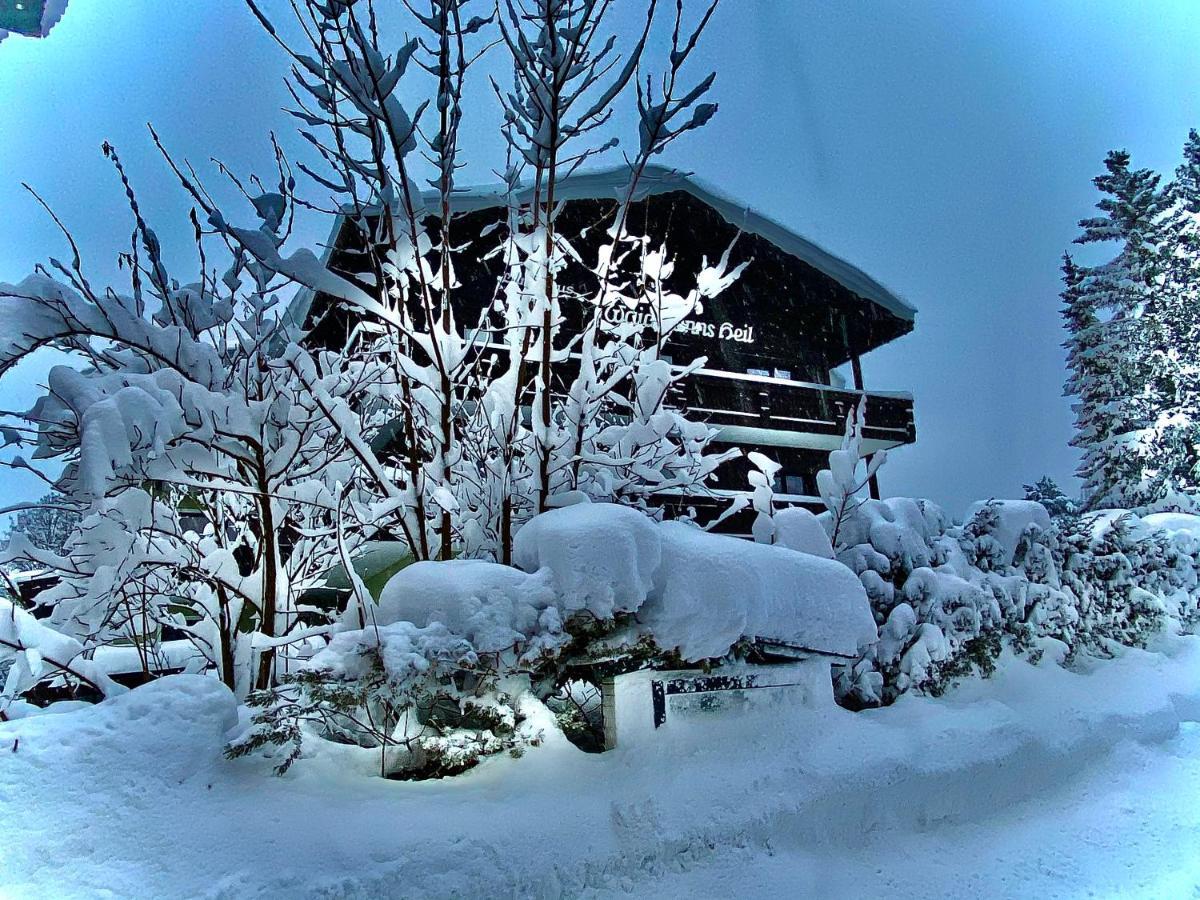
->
[655,722,1200,898]
[3,634,1199,899]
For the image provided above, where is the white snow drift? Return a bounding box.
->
[334,502,876,673]
[3,633,1198,899]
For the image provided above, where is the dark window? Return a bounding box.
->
[782,474,808,496]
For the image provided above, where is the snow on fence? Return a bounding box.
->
[601,659,834,750]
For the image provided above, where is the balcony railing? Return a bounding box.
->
[445,342,916,449]
[667,368,915,447]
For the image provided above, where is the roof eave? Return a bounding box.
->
[283,162,917,333]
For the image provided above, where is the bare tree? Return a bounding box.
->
[0,0,737,724]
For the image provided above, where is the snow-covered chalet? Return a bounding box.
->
[292,165,916,531]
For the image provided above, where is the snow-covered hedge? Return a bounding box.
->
[832,497,1200,707]
[13,490,1200,778]
[230,501,877,777]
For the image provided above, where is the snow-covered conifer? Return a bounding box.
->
[1022,476,1077,518]
[1064,149,1172,508]
[0,493,80,571]
[1140,130,1200,507]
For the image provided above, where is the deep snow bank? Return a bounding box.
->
[2,636,1198,899]
[512,502,876,660]
[643,521,875,660]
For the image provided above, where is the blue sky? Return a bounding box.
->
[1,0,1198,519]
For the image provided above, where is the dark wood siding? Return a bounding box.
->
[306,190,912,378]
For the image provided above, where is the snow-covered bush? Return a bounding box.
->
[229,557,573,777]
[0,180,394,701]
[229,499,878,775]
[228,619,541,778]
[809,412,1200,707]
[830,492,1200,707]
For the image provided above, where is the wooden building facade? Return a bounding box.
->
[292,165,916,531]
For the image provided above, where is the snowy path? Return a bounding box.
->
[629,724,1200,899]
[3,637,1200,899]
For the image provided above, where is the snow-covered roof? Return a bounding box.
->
[283,163,915,334]
[0,0,69,40]
[432,164,916,322]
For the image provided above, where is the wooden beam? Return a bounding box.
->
[851,355,881,499]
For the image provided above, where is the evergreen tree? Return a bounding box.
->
[1022,476,1077,518]
[0,493,80,572]
[1064,149,1171,508]
[1140,130,1200,508]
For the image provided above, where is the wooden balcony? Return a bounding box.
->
[464,343,916,453]
[667,369,915,452]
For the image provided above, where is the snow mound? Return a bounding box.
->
[513,502,661,619]
[509,503,875,660]
[357,503,878,665]
[1142,512,1200,538]
[641,522,877,661]
[0,676,236,794]
[773,506,835,558]
[371,559,561,654]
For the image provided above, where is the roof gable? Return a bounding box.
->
[430,164,915,323]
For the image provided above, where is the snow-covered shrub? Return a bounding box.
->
[961,500,1052,570]
[816,413,1200,707]
[831,491,1200,707]
[0,227,389,701]
[228,620,541,778]
[226,497,881,774]
[229,558,571,777]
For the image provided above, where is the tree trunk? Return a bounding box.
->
[254,457,278,691]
